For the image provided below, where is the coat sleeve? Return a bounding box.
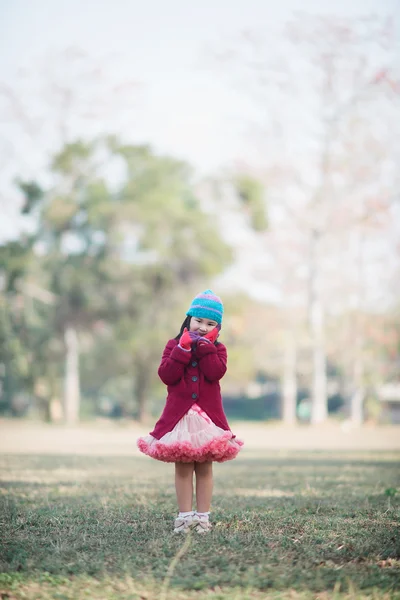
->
[158,339,192,385]
[195,342,227,382]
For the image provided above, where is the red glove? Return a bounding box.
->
[179,328,201,350]
[198,324,221,345]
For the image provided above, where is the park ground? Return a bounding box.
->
[0,420,399,600]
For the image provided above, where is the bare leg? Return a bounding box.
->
[175,462,195,512]
[194,461,213,513]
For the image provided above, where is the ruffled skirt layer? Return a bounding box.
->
[137,404,243,463]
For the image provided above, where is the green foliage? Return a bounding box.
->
[17,180,44,214]
[3,137,233,420]
[234,174,268,231]
[51,140,93,173]
[0,240,33,292]
[0,287,64,418]
[0,298,30,413]
[43,196,79,232]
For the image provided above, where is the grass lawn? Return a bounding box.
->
[0,432,400,599]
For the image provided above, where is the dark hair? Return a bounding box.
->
[174,315,191,341]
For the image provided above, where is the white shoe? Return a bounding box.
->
[193,516,212,533]
[173,515,194,533]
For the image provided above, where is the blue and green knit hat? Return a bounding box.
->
[186,289,224,324]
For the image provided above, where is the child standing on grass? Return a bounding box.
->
[137,290,243,534]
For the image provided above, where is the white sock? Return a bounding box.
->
[195,511,210,520]
[178,511,194,518]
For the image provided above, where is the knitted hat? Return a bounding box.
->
[186,289,224,324]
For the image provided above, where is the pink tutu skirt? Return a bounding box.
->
[137,403,243,463]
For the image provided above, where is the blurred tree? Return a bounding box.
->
[0,232,62,420]
[10,137,231,423]
[197,174,303,424]
[0,46,142,265]
[213,13,398,424]
[234,174,268,231]
[101,139,232,421]
[0,48,143,421]
[0,292,30,415]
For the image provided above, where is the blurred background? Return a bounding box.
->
[0,0,399,432]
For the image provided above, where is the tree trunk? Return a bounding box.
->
[350,379,364,426]
[350,230,365,426]
[309,229,328,424]
[63,325,80,424]
[311,334,328,424]
[349,308,365,426]
[282,332,297,424]
[134,364,150,423]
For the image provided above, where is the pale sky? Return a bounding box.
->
[1,0,398,173]
[1,0,398,305]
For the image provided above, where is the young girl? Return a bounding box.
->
[137,290,243,533]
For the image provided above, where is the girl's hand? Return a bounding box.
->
[198,324,221,345]
[179,328,201,350]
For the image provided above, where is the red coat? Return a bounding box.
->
[150,339,231,439]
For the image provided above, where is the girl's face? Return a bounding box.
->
[189,316,218,336]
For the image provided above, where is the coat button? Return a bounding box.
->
[192,376,198,382]
[192,393,197,399]
[192,361,197,367]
